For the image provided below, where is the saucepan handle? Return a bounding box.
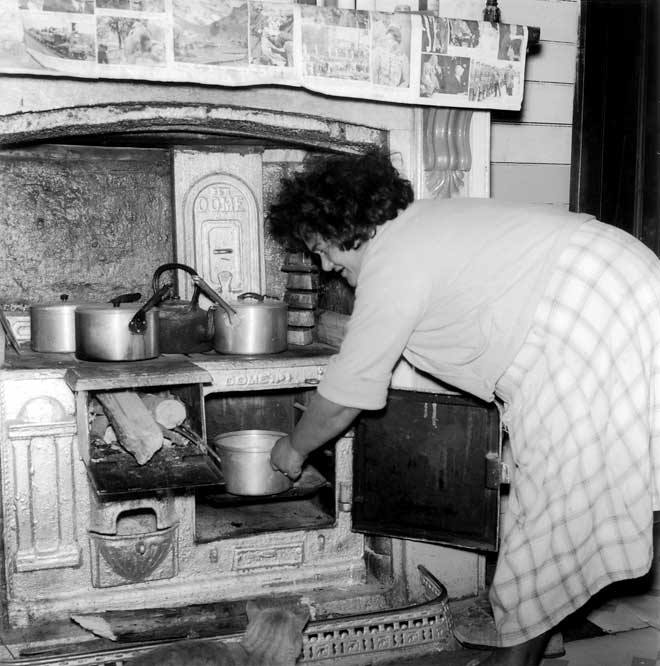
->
[128,284,172,335]
[238,292,265,302]
[109,292,142,308]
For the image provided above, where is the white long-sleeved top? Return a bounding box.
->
[318,198,593,408]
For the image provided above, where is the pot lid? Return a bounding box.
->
[31,298,94,311]
[227,292,288,311]
[75,304,160,314]
[227,299,287,311]
[30,294,92,312]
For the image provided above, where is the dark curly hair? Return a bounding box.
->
[267,148,414,252]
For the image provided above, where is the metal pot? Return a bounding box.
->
[74,288,169,361]
[211,292,288,355]
[152,263,214,354]
[30,294,94,353]
[212,430,292,496]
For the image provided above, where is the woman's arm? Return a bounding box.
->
[270,392,361,480]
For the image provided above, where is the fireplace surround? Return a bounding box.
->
[0,84,494,664]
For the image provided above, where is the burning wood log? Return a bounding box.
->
[140,392,187,430]
[95,391,163,465]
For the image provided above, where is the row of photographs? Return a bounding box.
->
[10,0,526,109]
[18,0,440,15]
[18,3,522,71]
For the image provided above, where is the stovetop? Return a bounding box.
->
[0,344,337,389]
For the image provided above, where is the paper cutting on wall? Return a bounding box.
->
[0,0,528,110]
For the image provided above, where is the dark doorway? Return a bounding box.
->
[570,0,659,252]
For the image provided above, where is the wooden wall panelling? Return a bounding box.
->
[494,0,579,42]
[491,124,572,164]
[524,41,577,84]
[433,0,577,40]
[489,0,579,206]
[491,164,571,205]
[510,81,575,124]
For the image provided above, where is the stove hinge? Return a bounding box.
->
[338,481,352,512]
[485,452,510,489]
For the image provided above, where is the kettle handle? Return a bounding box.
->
[152,263,200,301]
[192,276,237,318]
[205,306,215,342]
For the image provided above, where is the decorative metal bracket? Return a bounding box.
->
[422,108,474,199]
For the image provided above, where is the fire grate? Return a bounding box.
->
[0,567,454,666]
[300,565,454,664]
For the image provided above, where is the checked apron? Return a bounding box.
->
[491,219,660,646]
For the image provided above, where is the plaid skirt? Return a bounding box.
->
[491,218,660,646]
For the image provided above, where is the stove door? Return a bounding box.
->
[352,389,502,551]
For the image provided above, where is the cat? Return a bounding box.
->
[129,599,310,666]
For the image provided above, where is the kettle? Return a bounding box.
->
[152,263,214,354]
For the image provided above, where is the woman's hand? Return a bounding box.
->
[270,435,306,481]
[269,394,361,482]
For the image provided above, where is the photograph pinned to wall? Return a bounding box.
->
[420,14,447,54]
[498,22,524,61]
[448,18,480,49]
[22,12,96,68]
[97,16,167,65]
[2,1,528,110]
[477,19,500,52]
[173,0,248,66]
[420,53,469,98]
[467,58,521,102]
[31,0,95,15]
[420,52,438,96]
[444,18,502,59]
[370,10,411,88]
[0,4,35,71]
[317,0,356,7]
[249,1,294,67]
[96,0,166,12]
[356,0,418,11]
[300,5,369,80]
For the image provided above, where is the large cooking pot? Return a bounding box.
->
[30,294,94,353]
[211,292,288,355]
[30,292,141,353]
[74,287,170,361]
[213,429,292,496]
[152,263,214,354]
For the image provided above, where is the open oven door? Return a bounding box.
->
[352,388,504,551]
